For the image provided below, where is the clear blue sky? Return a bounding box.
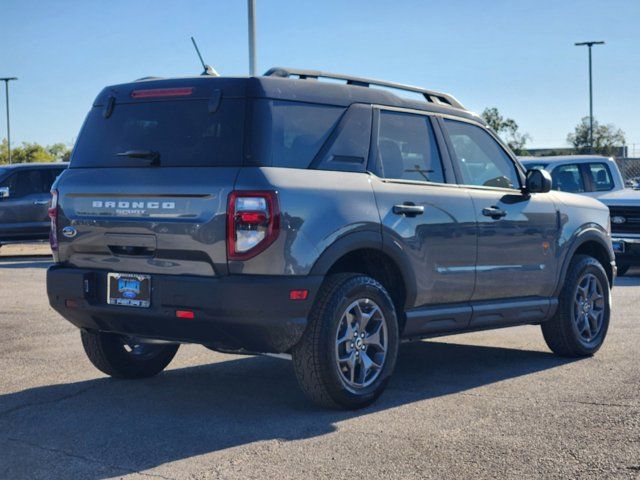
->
[1,0,639,150]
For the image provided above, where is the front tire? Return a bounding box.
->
[292,273,399,409]
[81,330,179,379]
[541,255,611,357]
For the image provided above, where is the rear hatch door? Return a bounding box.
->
[56,78,247,276]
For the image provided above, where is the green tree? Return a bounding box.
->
[0,139,72,164]
[567,117,626,156]
[11,142,55,163]
[47,143,72,162]
[481,107,531,155]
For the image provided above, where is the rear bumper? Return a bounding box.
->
[47,266,323,353]
[611,236,640,266]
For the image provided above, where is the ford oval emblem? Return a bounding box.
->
[62,226,77,238]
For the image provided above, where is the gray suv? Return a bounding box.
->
[47,68,615,409]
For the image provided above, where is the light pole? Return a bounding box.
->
[1,77,17,164]
[574,41,604,153]
[248,0,256,76]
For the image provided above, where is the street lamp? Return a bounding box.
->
[574,41,605,153]
[248,0,256,76]
[1,77,18,164]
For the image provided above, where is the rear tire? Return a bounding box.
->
[292,273,399,409]
[81,330,179,379]
[541,255,610,357]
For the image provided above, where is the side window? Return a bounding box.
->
[5,170,49,198]
[442,119,520,189]
[587,163,614,191]
[376,111,445,183]
[552,164,585,193]
[0,173,18,193]
[253,100,344,169]
[44,169,64,190]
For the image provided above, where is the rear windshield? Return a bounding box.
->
[71,98,245,168]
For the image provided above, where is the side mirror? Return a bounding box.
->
[525,169,552,194]
[0,187,9,199]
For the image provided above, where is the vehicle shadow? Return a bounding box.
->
[0,340,578,478]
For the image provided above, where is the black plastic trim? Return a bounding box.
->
[403,296,556,339]
[309,229,418,311]
[553,228,615,296]
[47,266,323,353]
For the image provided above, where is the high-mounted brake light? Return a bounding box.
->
[130,87,194,99]
[49,190,59,251]
[227,191,280,261]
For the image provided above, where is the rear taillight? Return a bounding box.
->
[227,191,280,261]
[48,189,58,251]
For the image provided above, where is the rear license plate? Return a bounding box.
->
[107,273,151,308]
[612,240,625,253]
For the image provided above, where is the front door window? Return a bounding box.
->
[442,119,520,189]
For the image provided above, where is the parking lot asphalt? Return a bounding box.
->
[0,252,638,480]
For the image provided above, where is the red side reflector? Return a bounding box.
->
[176,310,195,319]
[65,299,78,308]
[289,289,309,301]
[131,87,194,99]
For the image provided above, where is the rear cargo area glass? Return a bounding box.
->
[71,99,245,167]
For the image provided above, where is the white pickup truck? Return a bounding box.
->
[520,155,640,275]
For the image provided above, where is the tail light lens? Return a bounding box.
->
[227,191,279,260]
[48,189,59,251]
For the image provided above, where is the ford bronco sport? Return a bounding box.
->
[47,68,615,409]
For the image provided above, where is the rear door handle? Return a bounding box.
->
[393,203,424,217]
[33,200,50,205]
[482,206,507,219]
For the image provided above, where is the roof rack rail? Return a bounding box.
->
[263,67,465,110]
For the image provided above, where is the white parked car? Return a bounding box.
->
[519,155,640,276]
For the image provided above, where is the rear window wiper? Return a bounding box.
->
[115,150,160,166]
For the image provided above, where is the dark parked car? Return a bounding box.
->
[47,69,614,409]
[0,162,67,246]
